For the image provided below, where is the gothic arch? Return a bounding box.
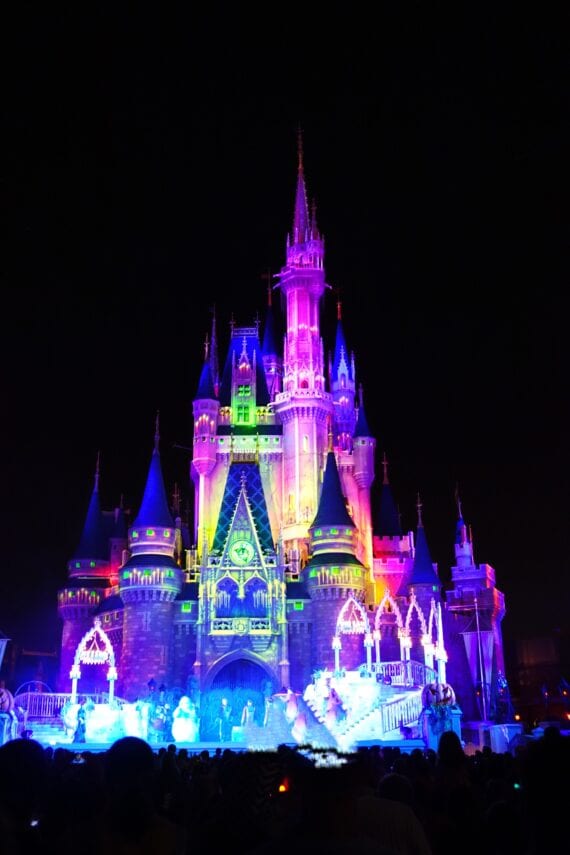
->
[373,590,405,633]
[335,594,370,637]
[404,592,428,636]
[69,617,117,702]
[203,649,275,691]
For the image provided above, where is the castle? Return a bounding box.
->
[56,140,508,738]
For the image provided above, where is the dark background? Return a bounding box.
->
[2,6,567,675]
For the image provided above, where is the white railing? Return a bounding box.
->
[14,692,128,719]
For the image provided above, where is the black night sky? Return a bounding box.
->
[3,7,567,673]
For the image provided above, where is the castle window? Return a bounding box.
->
[164,530,171,538]
[89,561,96,568]
[238,384,251,396]
[302,434,309,453]
[132,531,138,539]
[181,602,191,613]
[146,529,155,537]
[293,601,304,611]
[236,405,249,423]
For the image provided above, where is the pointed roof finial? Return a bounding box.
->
[416,492,423,528]
[297,123,304,173]
[204,332,209,361]
[154,410,160,453]
[95,450,101,492]
[172,482,181,515]
[337,296,342,321]
[454,482,463,519]
[382,452,389,485]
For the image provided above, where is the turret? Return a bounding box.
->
[119,415,183,698]
[352,385,376,575]
[397,494,440,600]
[330,300,356,450]
[371,454,414,600]
[191,339,221,548]
[57,453,109,691]
[274,132,333,554]
[305,449,365,670]
[261,282,283,401]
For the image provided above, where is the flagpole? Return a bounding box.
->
[474,595,487,721]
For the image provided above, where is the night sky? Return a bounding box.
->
[3,7,567,663]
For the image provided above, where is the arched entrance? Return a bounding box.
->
[201,657,274,741]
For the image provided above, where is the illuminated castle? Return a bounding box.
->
[57,141,507,734]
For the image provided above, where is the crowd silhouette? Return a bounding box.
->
[0,726,567,854]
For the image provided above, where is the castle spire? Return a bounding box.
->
[311,450,354,529]
[375,453,401,537]
[292,125,310,244]
[154,410,160,453]
[454,484,469,545]
[133,417,174,528]
[196,336,217,400]
[71,452,107,565]
[398,497,440,592]
[210,305,220,397]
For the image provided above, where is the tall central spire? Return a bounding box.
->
[293,126,310,244]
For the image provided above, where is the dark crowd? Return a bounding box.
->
[0,727,567,854]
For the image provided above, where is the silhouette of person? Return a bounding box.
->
[217,697,232,741]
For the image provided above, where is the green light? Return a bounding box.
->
[123,571,130,579]
[89,561,96,567]
[314,529,322,536]
[330,528,339,535]
[181,602,191,613]
[164,529,171,537]
[75,562,81,568]
[293,601,304,611]
[146,529,155,536]
[132,531,138,539]
[143,569,152,576]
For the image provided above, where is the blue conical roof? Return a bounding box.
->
[311,451,355,529]
[354,402,371,438]
[133,446,174,529]
[73,482,108,561]
[332,319,351,379]
[377,483,401,537]
[407,525,440,588]
[455,514,469,545]
[196,358,217,400]
[262,302,280,357]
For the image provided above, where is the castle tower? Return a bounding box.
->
[445,494,506,720]
[372,454,415,599]
[191,344,220,550]
[261,283,283,401]
[118,416,182,699]
[274,133,333,559]
[57,453,109,692]
[305,448,365,670]
[351,388,376,583]
[330,300,356,451]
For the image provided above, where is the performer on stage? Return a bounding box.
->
[171,696,199,743]
[216,697,233,741]
[241,698,256,727]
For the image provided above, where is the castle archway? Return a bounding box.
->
[201,655,275,740]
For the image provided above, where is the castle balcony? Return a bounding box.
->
[58,587,101,618]
[210,617,272,635]
[119,565,182,601]
[274,388,332,405]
